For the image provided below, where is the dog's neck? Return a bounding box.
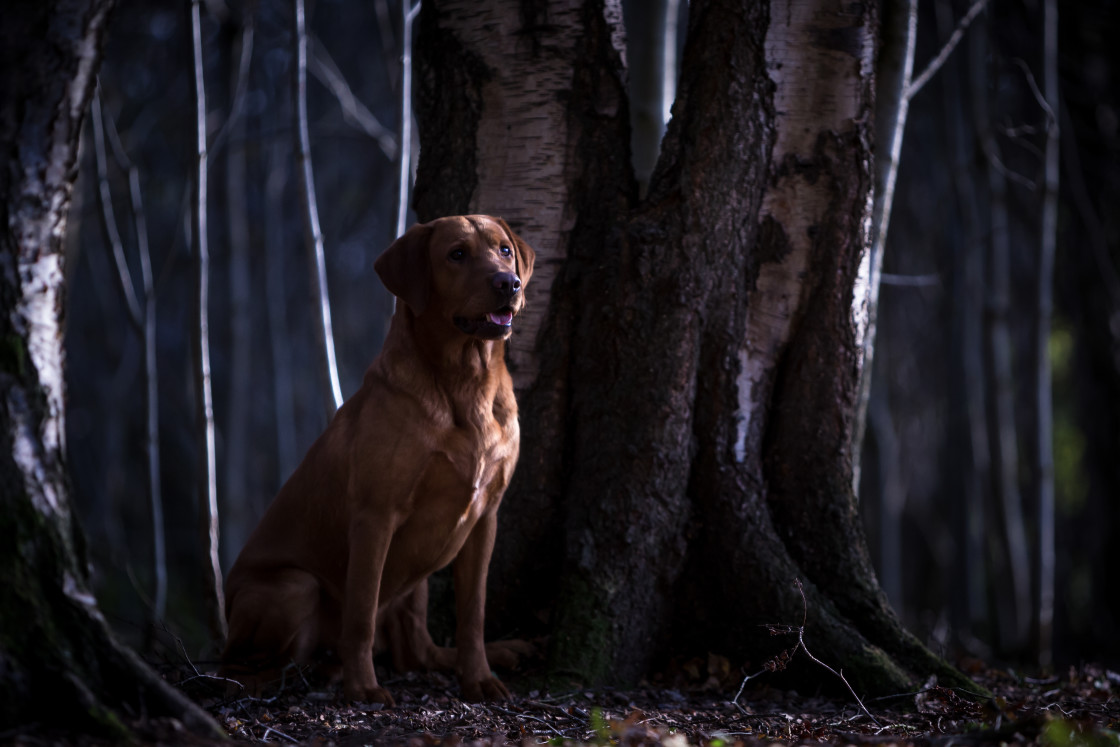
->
[377,307,508,425]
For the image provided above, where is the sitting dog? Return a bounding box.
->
[220,215,535,706]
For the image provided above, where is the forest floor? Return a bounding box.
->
[12,658,1120,745]
[162,659,1120,746]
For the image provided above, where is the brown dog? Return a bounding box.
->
[220,215,535,706]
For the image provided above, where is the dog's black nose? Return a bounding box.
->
[492,272,521,297]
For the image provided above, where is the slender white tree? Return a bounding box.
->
[190,0,227,645]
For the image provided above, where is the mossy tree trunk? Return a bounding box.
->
[415,0,974,696]
[0,0,221,738]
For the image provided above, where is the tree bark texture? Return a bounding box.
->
[414,0,970,695]
[415,0,637,633]
[0,0,220,736]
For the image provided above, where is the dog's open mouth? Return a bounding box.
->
[454,306,515,338]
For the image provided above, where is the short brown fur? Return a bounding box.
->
[220,215,536,706]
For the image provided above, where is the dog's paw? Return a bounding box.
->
[484,638,537,670]
[460,675,510,703]
[344,683,396,708]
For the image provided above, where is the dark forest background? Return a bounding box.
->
[65,0,1119,671]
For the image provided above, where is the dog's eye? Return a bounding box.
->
[448,248,465,262]
[499,245,512,257]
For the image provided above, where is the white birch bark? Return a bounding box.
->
[191,0,227,643]
[432,1,627,390]
[738,1,876,462]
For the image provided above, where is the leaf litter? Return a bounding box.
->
[200,661,1120,746]
[10,660,1120,745]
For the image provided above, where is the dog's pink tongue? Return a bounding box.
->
[488,310,513,326]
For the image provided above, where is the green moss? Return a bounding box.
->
[1,333,27,376]
[82,699,136,743]
[1042,717,1120,747]
[547,573,614,686]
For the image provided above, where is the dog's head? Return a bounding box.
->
[374,215,536,340]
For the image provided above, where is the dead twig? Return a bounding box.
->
[309,35,397,159]
[732,579,881,727]
[486,704,568,739]
[788,580,880,726]
[262,725,300,743]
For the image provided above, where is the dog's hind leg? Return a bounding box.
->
[220,567,322,692]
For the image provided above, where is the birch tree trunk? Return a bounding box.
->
[414,0,636,627]
[415,0,971,694]
[0,0,220,737]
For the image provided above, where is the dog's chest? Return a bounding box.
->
[389,417,513,570]
[434,422,511,519]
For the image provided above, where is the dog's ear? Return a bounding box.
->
[375,222,433,314]
[498,218,536,288]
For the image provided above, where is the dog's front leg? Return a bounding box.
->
[453,509,509,701]
[341,514,395,706]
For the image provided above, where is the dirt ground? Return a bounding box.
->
[11,659,1120,745]
[196,661,1119,745]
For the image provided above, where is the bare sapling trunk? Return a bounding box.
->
[938,0,991,636]
[190,0,227,647]
[971,19,1031,654]
[293,0,344,414]
[1035,0,1058,668]
[89,91,167,626]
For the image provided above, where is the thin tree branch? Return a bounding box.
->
[209,17,255,159]
[90,89,143,331]
[906,0,989,101]
[191,0,228,647]
[790,580,881,727]
[294,0,344,414]
[1010,58,1057,130]
[987,151,1037,191]
[309,35,398,160]
[732,580,881,727]
[100,97,167,627]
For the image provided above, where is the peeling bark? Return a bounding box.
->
[415,0,636,628]
[414,0,972,695]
